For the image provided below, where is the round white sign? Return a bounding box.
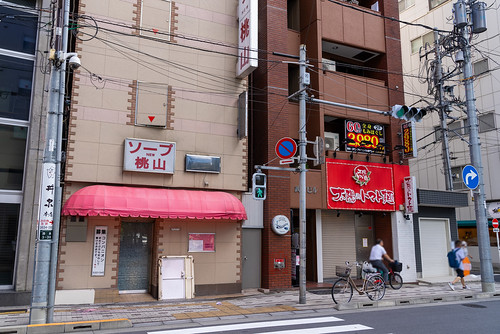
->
[271,215,290,235]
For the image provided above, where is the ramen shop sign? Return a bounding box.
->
[326,159,395,211]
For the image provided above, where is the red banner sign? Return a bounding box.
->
[326,159,395,211]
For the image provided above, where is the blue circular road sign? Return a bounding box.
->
[275,137,297,160]
[462,165,479,190]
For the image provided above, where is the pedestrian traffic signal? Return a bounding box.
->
[391,105,427,122]
[252,172,266,200]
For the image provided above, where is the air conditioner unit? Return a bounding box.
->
[322,59,336,72]
[324,132,339,151]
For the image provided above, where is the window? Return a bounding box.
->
[429,0,449,10]
[140,0,172,40]
[0,55,34,121]
[410,32,434,54]
[399,0,415,12]
[479,113,495,132]
[288,64,299,97]
[0,203,20,285]
[0,124,27,190]
[451,166,467,190]
[287,0,300,31]
[0,5,37,54]
[473,58,489,77]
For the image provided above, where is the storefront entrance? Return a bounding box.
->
[118,222,153,292]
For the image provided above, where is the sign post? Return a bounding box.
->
[493,219,500,264]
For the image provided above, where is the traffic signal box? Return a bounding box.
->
[391,105,427,122]
[252,172,267,200]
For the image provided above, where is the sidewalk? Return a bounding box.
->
[1,278,500,334]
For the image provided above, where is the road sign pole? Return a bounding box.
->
[298,44,307,304]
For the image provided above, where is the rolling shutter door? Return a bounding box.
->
[322,210,356,280]
[419,218,451,277]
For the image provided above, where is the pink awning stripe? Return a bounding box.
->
[61,185,247,220]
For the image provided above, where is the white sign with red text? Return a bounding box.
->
[123,138,176,174]
[236,0,258,78]
[403,176,418,214]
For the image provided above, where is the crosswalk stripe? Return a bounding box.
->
[259,324,373,334]
[149,316,344,334]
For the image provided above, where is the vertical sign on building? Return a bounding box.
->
[37,163,56,240]
[92,226,107,276]
[402,121,417,158]
[403,176,418,214]
[236,0,258,78]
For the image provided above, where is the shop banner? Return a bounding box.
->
[326,159,395,211]
[403,176,418,213]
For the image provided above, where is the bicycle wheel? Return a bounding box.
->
[331,278,353,304]
[389,272,403,290]
[365,275,386,301]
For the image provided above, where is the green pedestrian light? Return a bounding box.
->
[252,172,266,200]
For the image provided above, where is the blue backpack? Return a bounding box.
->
[447,249,459,268]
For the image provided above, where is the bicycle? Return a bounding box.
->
[331,261,386,304]
[387,261,403,290]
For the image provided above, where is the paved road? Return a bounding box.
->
[110,299,499,334]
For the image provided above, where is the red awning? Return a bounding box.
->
[62,185,247,220]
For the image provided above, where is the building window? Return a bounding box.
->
[0,55,34,121]
[0,5,38,54]
[451,166,467,190]
[434,120,463,141]
[410,32,434,54]
[135,82,169,127]
[399,0,415,12]
[0,124,27,191]
[429,0,449,10]
[140,0,172,40]
[473,58,489,77]
[0,203,20,286]
[287,0,300,31]
[478,113,495,132]
[288,64,299,98]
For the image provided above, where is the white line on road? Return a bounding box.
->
[258,324,373,333]
[149,316,344,334]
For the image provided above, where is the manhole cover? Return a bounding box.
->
[462,303,487,309]
[308,290,331,295]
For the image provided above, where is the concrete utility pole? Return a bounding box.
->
[433,30,453,191]
[298,44,308,304]
[31,0,73,323]
[458,0,495,292]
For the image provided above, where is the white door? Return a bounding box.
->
[419,218,451,277]
[160,257,185,299]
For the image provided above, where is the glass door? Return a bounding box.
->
[118,222,153,292]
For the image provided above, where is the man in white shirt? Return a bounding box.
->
[369,239,394,283]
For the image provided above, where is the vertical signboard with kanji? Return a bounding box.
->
[123,138,176,174]
[402,121,417,158]
[92,226,107,276]
[38,163,56,240]
[236,0,258,78]
[403,176,418,214]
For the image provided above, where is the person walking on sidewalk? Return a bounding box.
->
[369,239,394,283]
[448,240,470,290]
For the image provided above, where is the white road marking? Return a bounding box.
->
[149,316,344,333]
[259,324,373,333]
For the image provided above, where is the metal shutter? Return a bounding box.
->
[419,218,451,277]
[322,210,356,280]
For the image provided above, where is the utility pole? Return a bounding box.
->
[457,0,494,292]
[31,0,74,323]
[433,30,453,191]
[298,44,308,304]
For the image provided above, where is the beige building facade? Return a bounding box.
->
[58,0,249,303]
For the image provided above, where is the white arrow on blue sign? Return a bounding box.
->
[462,165,479,190]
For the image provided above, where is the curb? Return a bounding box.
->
[333,291,500,310]
[0,319,131,334]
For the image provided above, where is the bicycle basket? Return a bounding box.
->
[390,261,403,272]
[336,265,351,277]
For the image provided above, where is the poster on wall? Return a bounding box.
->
[91,226,107,276]
[188,233,215,252]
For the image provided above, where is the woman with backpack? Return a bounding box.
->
[448,240,470,290]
